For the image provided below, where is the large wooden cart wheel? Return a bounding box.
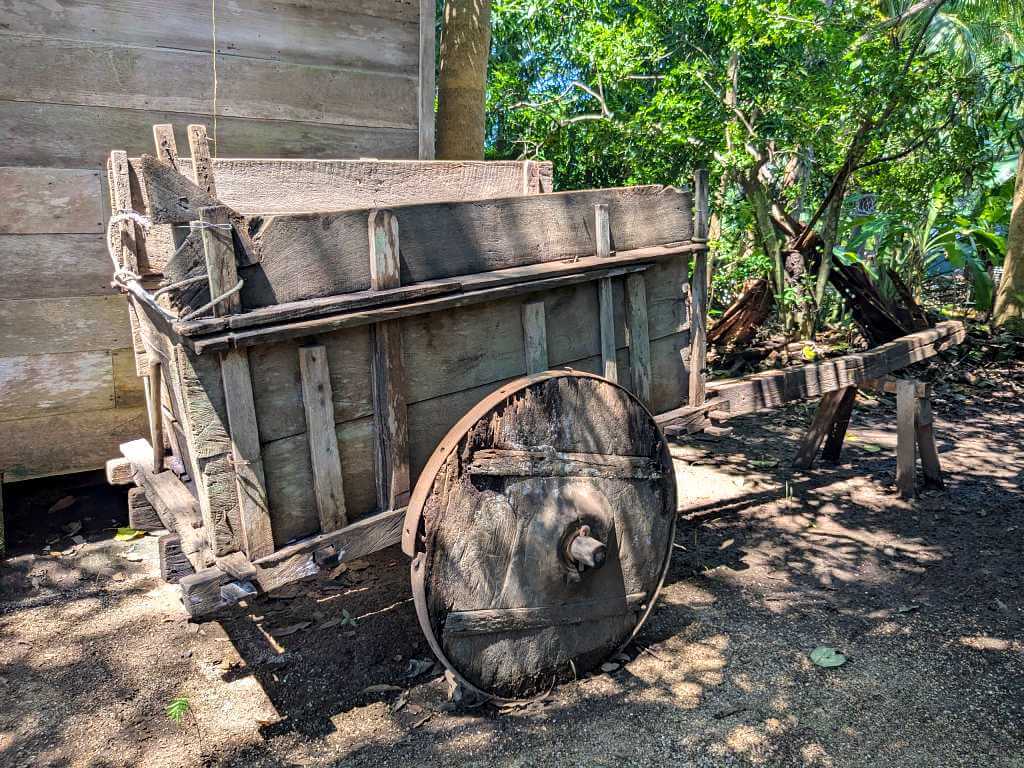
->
[403,371,676,700]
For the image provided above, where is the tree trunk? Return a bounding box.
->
[435,0,492,160]
[993,149,1024,330]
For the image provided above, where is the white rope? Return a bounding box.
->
[152,274,209,298]
[106,210,152,281]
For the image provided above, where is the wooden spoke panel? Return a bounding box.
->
[406,371,676,699]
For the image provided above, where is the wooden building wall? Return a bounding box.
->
[0,0,435,481]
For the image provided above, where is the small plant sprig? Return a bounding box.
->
[166,696,190,723]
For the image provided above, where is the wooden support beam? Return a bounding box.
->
[466,449,661,480]
[159,534,195,583]
[108,149,148,377]
[152,124,179,168]
[128,486,163,531]
[299,345,348,532]
[368,209,411,511]
[793,387,855,469]
[896,379,918,499]
[147,357,165,472]
[106,457,134,486]
[521,300,548,375]
[0,473,5,559]
[688,168,710,407]
[594,203,611,258]
[625,272,652,405]
[598,277,618,382]
[178,507,405,618]
[196,205,275,560]
[821,386,857,464]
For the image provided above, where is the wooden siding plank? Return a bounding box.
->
[0,351,114,420]
[0,36,417,130]
[688,169,710,406]
[0,406,148,481]
[246,185,692,308]
[0,296,132,356]
[625,272,652,406]
[598,277,618,382]
[418,0,436,159]
[0,101,418,169]
[112,348,146,408]
[521,300,548,375]
[0,0,418,68]
[0,234,114,298]
[298,346,349,532]
[368,209,411,511]
[0,167,103,234]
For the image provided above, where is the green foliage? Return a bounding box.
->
[166,697,190,724]
[487,0,1024,325]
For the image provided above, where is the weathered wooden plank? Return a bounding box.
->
[146,359,165,472]
[793,387,854,469]
[0,296,133,356]
[594,203,611,258]
[444,593,646,636]
[368,210,411,511]
[0,101,418,169]
[299,346,349,532]
[521,300,548,375]
[128,486,163,531]
[0,167,103,234]
[896,379,917,499]
[0,406,147,481]
[186,125,217,197]
[111,348,146,408]
[417,0,436,159]
[159,534,196,583]
[0,37,418,131]
[0,234,114,299]
[168,158,552,218]
[105,457,134,486]
[178,506,405,618]
[1,0,418,68]
[598,277,618,382]
[466,449,661,480]
[707,321,966,417]
[0,351,114,420]
[244,185,692,308]
[625,273,652,405]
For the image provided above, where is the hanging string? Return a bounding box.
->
[211,0,219,157]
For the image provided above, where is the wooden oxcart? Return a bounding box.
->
[105,124,703,698]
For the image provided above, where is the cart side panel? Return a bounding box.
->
[251,252,692,544]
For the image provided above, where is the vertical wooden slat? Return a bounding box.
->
[0,473,6,558]
[187,124,216,197]
[688,168,710,406]
[196,205,275,559]
[625,273,652,405]
[418,0,436,160]
[368,209,411,511]
[896,378,917,499]
[299,345,348,532]
[107,150,148,377]
[521,300,549,375]
[598,277,618,383]
[147,356,165,472]
[594,203,611,258]
[152,124,179,168]
[915,393,943,490]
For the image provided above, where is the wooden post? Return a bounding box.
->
[625,273,652,406]
[147,355,165,472]
[368,209,412,511]
[521,300,549,375]
[915,389,944,490]
[196,205,275,559]
[821,386,857,464]
[793,387,853,469]
[688,168,710,406]
[186,124,216,197]
[0,472,5,559]
[896,378,917,499]
[299,345,348,532]
[153,124,179,168]
[594,204,611,258]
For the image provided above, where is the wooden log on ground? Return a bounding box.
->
[128,487,163,531]
[707,321,965,417]
[706,278,774,348]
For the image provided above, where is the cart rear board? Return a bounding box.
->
[106,124,701,696]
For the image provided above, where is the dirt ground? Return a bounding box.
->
[2,353,1022,768]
